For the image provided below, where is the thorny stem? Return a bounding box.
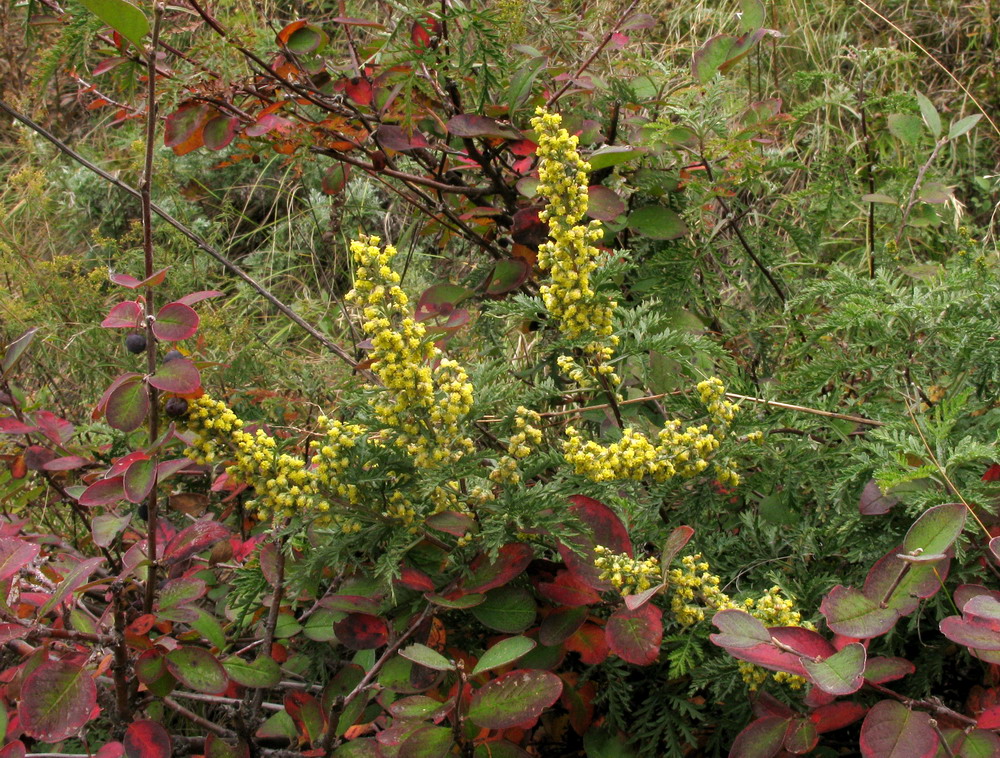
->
[0,98,372,381]
[142,4,163,617]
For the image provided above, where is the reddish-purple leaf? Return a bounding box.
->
[485,259,530,295]
[0,418,38,435]
[769,627,836,660]
[784,718,819,754]
[859,700,937,758]
[95,742,125,758]
[940,615,1000,650]
[863,546,949,615]
[537,571,602,607]
[42,455,90,471]
[110,267,169,289]
[859,479,899,515]
[33,411,74,445]
[424,510,477,537]
[203,114,239,151]
[19,660,97,742]
[165,646,229,694]
[557,495,632,591]
[810,701,867,733]
[467,669,562,729]
[79,475,126,506]
[624,582,666,611]
[105,378,149,432]
[284,690,325,745]
[344,78,373,106]
[510,206,548,247]
[334,613,389,650]
[152,302,199,342]
[397,565,435,592]
[586,185,626,221]
[539,606,588,646]
[148,359,200,393]
[92,513,132,548]
[123,457,157,504]
[101,301,143,329]
[23,445,56,470]
[246,113,293,137]
[0,742,25,758]
[163,520,230,565]
[820,585,900,638]
[0,538,40,581]
[176,290,224,306]
[39,556,103,617]
[124,720,172,758]
[165,102,211,155]
[376,125,431,153]
[606,604,662,666]
[415,284,473,321]
[447,114,522,140]
[461,543,534,595]
[728,715,790,758]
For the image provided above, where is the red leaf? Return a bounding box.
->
[811,701,867,733]
[96,743,125,758]
[605,604,662,665]
[43,455,90,471]
[101,301,143,329]
[152,302,199,342]
[728,716,790,758]
[39,556,104,617]
[20,661,97,742]
[557,495,632,591]
[321,163,350,195]
[0,538,40,581]
[105,378,149,432]
[859,479,899,515]
[586,185,626,221]
[165,102,211,156]
[447,114,522,140]
[124,457,157,504]
[983,464,1000,482]
[0,417,38,434]
[10,454,26,479]
[344,78,373,106]
[461,543,534,594]
[110,268,169,289]
[175,290,224,306]
[375,125,431,153]
[79,475,126,506]
[0,742,25,758]
[148,359,201,393]
[566,623,609,665]
[467,669,562,730]
[164,520,230,565]
[537,570,602,607]
[23,445,56,470]
[334,613,389,650]
[978,705,1000,729]
[245,113,293,137]
[397,566,435,592]
[124,720,172,758]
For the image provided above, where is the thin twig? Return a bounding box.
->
[163,696,237,737]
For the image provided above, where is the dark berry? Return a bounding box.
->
[163,349,184,362]
[125,334,147,354]
[165,397,189,418]
[137,503,149,521]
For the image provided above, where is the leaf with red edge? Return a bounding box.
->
[34,411,74,445]
[284,690,325,745]
[43,455,90,471]
[447,115,522,140]
[566,623,609,665]
[940,615,1000,650]
[860,479,899,515]
[537,571,602,607]
[415,284,473,321]
[859,700,937,758]
[246,113,293,137]
[322,164,350,195]
[467,669,562,729]
[539,606,588,646]
[801,642,866,696]
[586,186,626,221]
[109,267,169,289]
[123,457,156,503]
[39,556,103,617]
[19,660,97,742]
[784,718,819,755]
[485,259,530,295]
[165,646,229,694]
[0,417,38,434]
[461,543,534,594]
[728,716,791,758]
[204,114,239,151]
[978,706,1000,729]
[165,102,211,156]
[102,301,143,329]
[9,455,26,479]
[820,585,899,638]
[942,728,1000,757]
[105,377,149,432]
[376,125,431,153]
[557,495,632,591]
[0,538,40,582]
[863,546,949,615]
[661,525,695,570]
[79,475,126,506]
[0,742,25,758]
[95,743,125,758]
[23,445,55,470]
[277,20,328,54]
[152,302,199,342]
[344,78,373,106]
[863,656,915,685]
[164,520,230,565]
[810,701,868,734]
[511,206,548,247]
[903,502,966,555]
[148,359,200,393]
[335,613,389,650]
[425,511,478,537]
[2,327,38,378]
[176,290,224,306]
[124,720,172,758]
[710,608,771,648]
[605,604,662,666]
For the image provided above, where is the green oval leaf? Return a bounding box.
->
[586,145,644,171]
[626,205,688,240]
[472,636,537,676]
[77,0,148,48]
[399,644,454,672]
[165,646,229,694]
[123,457,156,504]
[471,586,537,633]
[902,502,966,556]
[801,642,866,696]
[467,669,563,730]
[105,378,149,432]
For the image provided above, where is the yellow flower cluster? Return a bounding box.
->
[594,545,660,596]
[345,236,474,469]
[508,406,543,459]
[666,552,811,690]
[310,416,365,508]
[563,377,746,484]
